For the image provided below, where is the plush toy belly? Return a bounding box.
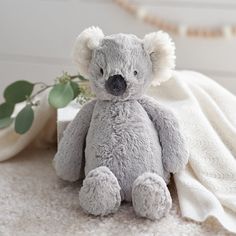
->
[85,100,167,201]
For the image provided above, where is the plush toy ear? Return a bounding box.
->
[73,26,104,78]
[143,31,176,86]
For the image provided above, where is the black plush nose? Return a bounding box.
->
[105,74,127,96]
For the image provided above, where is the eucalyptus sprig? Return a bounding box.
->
[0,72,93,134]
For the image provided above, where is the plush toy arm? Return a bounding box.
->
[53,99,97,181]
[138,95,188,173]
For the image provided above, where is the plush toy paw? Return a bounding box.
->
[79,166,121,216]
[132,172,172,220]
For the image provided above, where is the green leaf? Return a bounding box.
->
[48,82,74,108]
[0,102,15,119]
[70,81,80,99]
[0,117,14,129]
[4,80,34,104]
[15,105,34,134]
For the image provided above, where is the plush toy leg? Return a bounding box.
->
[132,172,172,220]
[79,166,121,216]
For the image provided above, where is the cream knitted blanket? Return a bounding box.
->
[148,71,236,234]
[0,70,235,234]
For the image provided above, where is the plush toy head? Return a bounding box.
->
[73,27,175,101]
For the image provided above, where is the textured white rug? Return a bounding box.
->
[0,146,234,236]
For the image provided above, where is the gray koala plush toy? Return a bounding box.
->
[53,27,188,220]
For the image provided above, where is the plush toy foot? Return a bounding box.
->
[79,166,121,216]
[132,172,172,220]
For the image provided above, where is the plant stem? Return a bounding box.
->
[69,74,87,81]
[33,82,48,87]
[70,75,79,79]
[30,85,53,101]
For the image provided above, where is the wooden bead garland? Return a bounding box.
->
[114,0,236,39]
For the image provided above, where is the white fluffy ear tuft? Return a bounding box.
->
[143,31,176,86]
[72,26,104,78]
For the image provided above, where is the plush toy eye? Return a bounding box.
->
[134,70,138,76]
[100,68,104,76]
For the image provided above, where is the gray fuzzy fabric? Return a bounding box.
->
[138,95,189,174]
[53,100,96,182]
[88,34,152,101]
[54,31,188,219]
[0,147,233,236]
[79,166,121,216]
[132,172,172,220]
